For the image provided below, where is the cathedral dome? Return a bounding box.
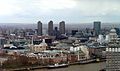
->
[110,28,116,33]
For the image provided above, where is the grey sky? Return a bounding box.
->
[0,0,120,24]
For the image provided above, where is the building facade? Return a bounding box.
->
[0,37,5,48]
[31,39,47,52]
[37,21,42,36]
[59,21,65,34]
[48,21,53,36]
[106,43,120,71]
[106,28,120,71]
[93,21,101,36]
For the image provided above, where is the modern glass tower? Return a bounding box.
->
[93,21,101,36]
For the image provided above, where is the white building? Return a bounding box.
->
[70,45,90,59]
[97,34,105,44]
[105,35,110,43]
[109,28,118,41]
[106,28,120,71]
[31,39,48,52]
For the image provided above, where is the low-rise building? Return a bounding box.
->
[88,45,106,59]
[30,39,48,52]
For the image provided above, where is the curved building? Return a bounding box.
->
[37,21,42,36]
[48,20,53,36]
[59,21,65,34]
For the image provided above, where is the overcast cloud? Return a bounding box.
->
[0,0,120,24]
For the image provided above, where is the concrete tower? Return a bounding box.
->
[48,20,53,36]
[93,21,101,36]
[37,21,42,36]
[59,21,65,34]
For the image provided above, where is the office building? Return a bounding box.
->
[106,42,120,71]
[106,28,120,71]
[53,27,60,36]
[59,21,65,34]
[114,28,120,37]
[93,21,101,36]
[71,30,78,36]
[0,37,5,48]
[37,21,42,36]
[48,20,53,36]
[53,27,61,39]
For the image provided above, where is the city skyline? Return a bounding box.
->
[0,0,120,24]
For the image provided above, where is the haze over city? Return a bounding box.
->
[0,0,120,24]
[0,0,120,71]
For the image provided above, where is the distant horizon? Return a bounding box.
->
[0,22,120,30]
[0,21,120,25]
